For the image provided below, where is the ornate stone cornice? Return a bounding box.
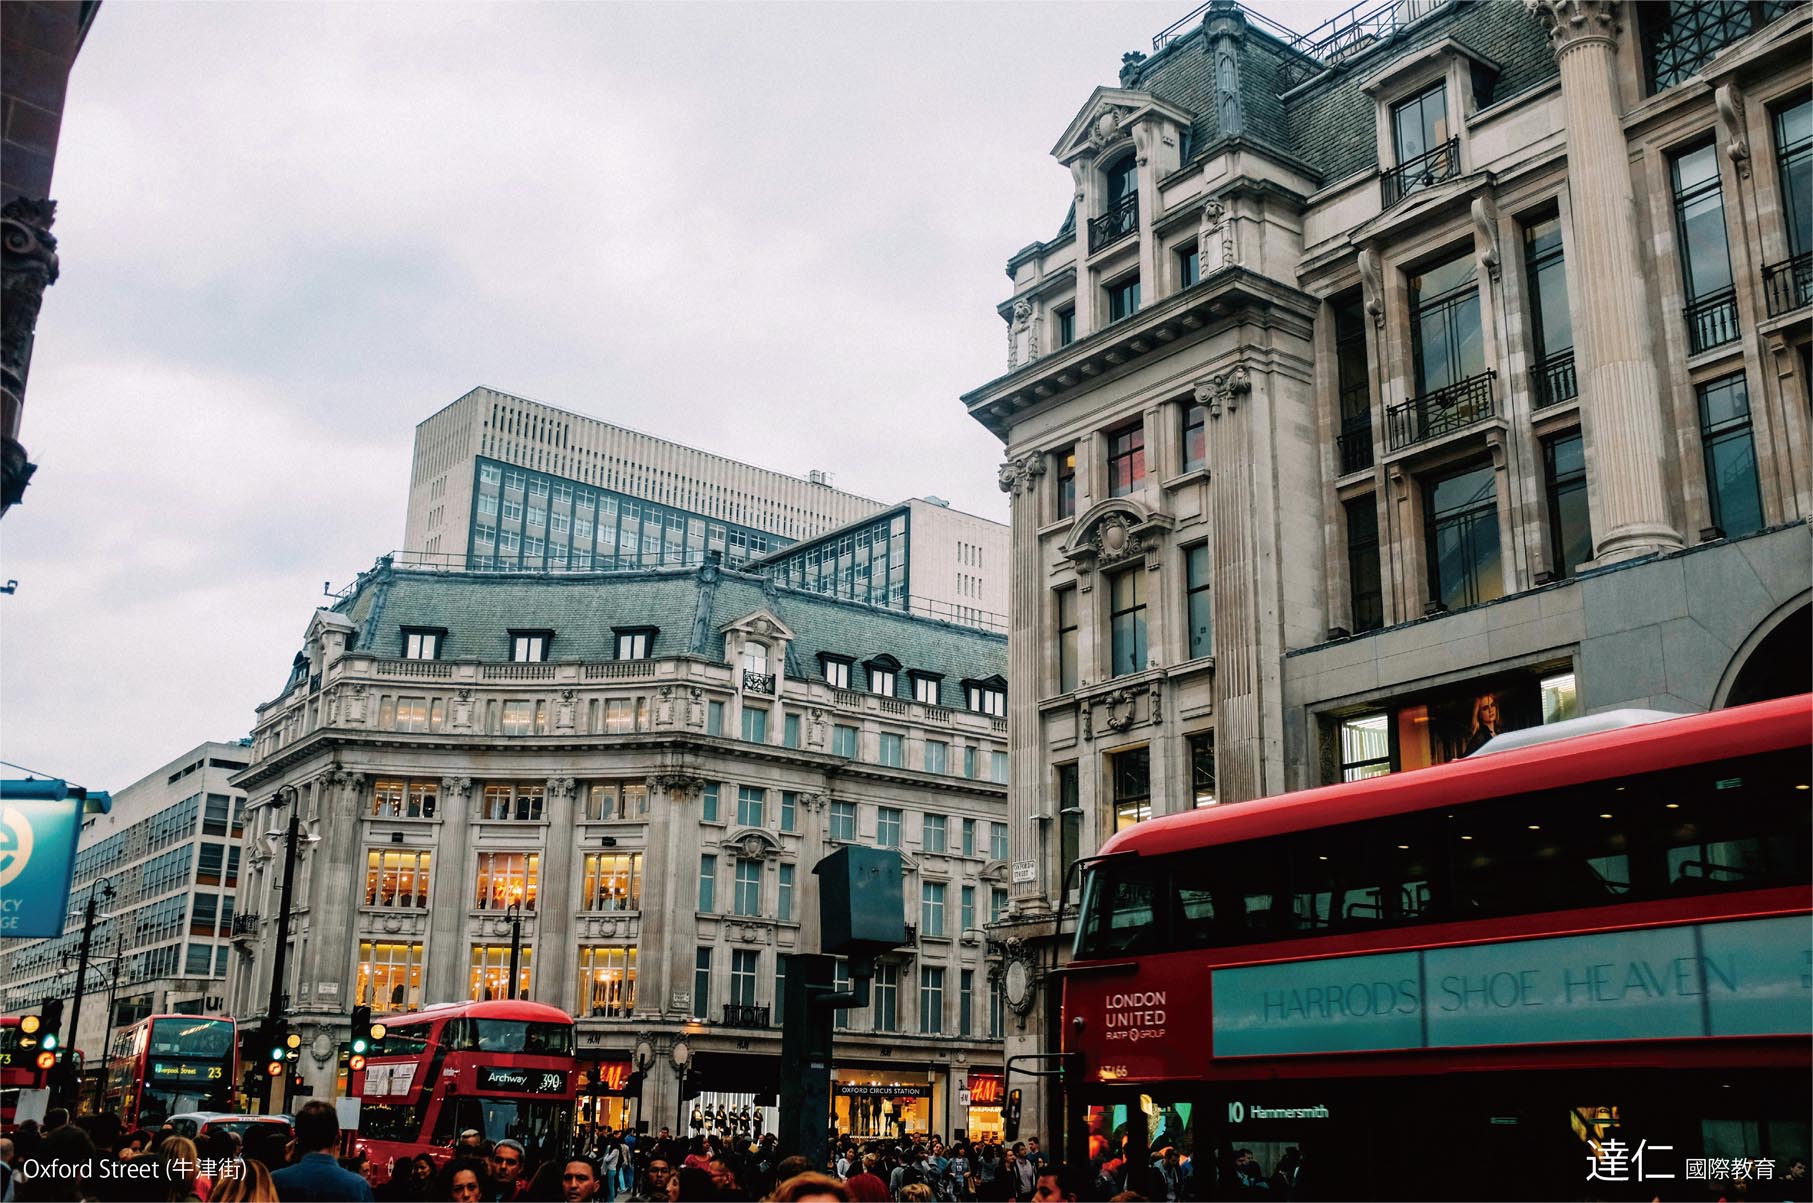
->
[1191,363,1250,420]
[1525,0,1620,56]
[997,453,1047,496]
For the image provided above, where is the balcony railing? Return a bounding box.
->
[1381,137,1460,208]
[1763,251,1813,317]
[721,1003,770,1029]
[1685,287,1740,354]
[230,913,261,940]
[1532,348,1577,409]
[1386,370,1497,451]
[742,670,775,694]
[1088,194,1139,254]
[1337,418,1374,475]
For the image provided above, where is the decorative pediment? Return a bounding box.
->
[719,608,795,644]
[726,827,783,861]
[1061,498,1173,574]
[1051,87,1197,164]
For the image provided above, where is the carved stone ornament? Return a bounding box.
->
[1132,122,1153,168]
[1358,247,1385,327]
[1199,197,1237,274]
[548,776,576,799]
[1008,298,1035,370]
[1119,51,1146,87]
[1525,0,1621,55]
[997,453,1048,496]
[1470,196,1502,282]
[2,197,59,400]
[1001,939,1040,1016]
[1716,84,1751,179]
[648,773,705,798]
[1087,105,1135,151]
[797,792,829,813]
[1088,510,1148,569]
[1192,363,1251,419]
[442,775,473,798]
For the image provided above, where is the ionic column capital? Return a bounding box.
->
[1526,0,1621,56]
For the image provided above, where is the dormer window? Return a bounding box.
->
[864,655,901,698]
[963,676,1008,718]
[1091,151,1141,253]
[613,627,657,660]
[1386,83,1455,205]
[402,628,445,661]
[819,654,853,690]
[910,671,943,707]
[740,641,769,675]
[510,631,551,662]
[1105,151,1138,208]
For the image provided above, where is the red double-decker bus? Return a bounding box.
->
[1062,694,1811,1201]
[351,999,577,1180]
[1,1017,50,1126]
[102,1015,238,1129]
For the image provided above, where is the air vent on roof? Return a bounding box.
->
[1467,708,1695,757]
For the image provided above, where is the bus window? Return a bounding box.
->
[447,1020,574,1056]
[1077,860,1161,957]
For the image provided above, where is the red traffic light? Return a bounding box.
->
[36,1051,56,1071]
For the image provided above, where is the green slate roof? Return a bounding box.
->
[331,560,1006,711]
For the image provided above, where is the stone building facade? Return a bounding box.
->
[962,0,1811,1143]
[225,558,1015,1136]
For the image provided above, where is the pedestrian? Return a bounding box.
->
[596,1137,622,1203]
[627,1158,672,1202]
[487,1140,528,1202]
[207,1159,280,1203]
[560,1157,604,1203]
[439,1160,485,1203]
[269,1100,375,1202]
[154,1135,206,1202]
[769,1172,851,1203]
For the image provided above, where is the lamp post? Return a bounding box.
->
[58,876,115,1107]
[505,898,524,1000]
[670,1039,691,1133]
[261,795,319,1113]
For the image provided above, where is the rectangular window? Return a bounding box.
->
[990,886,1008,924]
[1672,140,1739,352]
[526,507,545,530]
[1542,670,1581,724]
[203,794,229,836]
[869,667,896,697]
[1698,373,1764,537]
[960,968,975,1036]
[1410,251,1484,397]
[736,785,766,828]
[967,684,1006,716]
[402,629,442,660]
[1391,81,1449,176]
[1059,762,1082,888]
[365,849,432,909]
[1185,543,1213,659]
[1107,422,1146,497]
[873,963,898,1032]
[878,732,904,767]
[1523,214,1577,407]
[1543,431,1594,578]
[510,633,548,662]
[615,631,651,659]
[1345,497,1384,633]
[833,724,858,758]
[730,948,759,1008]
[991,750,1009,783]
[582,852,641,911]
[1335,291,1373,473]
[780,791,797,833]
[577,946,637,1018]
[1340,712,1393,780]
[991,821,1009,862]
[741,706,769,743]
[989,975,1005,1038]
[1182,398,1206,472]
[480,783,544,821]
[1113,746,1152,831]
[1178,242,1201,289]
[919,966,945,1034]
[1057,587,1079,692]
[914,740,943,781]
[1424,460,1503,611]
[923,814,947,854]
[734,859,762,916]
[371,779,439,819]
[470,944,532,1001]
[694,949,711,1019]
[1057,448,1077,519]
[778,863,795,922]
[707,700,724,737]
[1191,731,1218,807]
[962,818,977,858]
[965,746,979,779]
[500,700,534,736]
[1110,566,1148,677]
[912,675,940,706]
[357,940,424,1011]
[474,852,538,911]
[830,801,857,843]
[877,806,902,848]
[921,881,947,937]
[391,697,429,733]
[783,712,801,748]
[1107,274,1141,321]
[823,658,852,689]
[1057,307,1076,347]
[961,884,977,933]
[702,783,720,823]
[699,854,717,912]
[1776,98,1812,261]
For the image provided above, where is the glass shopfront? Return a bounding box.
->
[834,1072,933,1139]
[964,1072,1005,1141]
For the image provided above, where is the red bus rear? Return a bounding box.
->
[0,1017,50,1126]
[1062,694,1812,1201]
[102,1015,239,1130]
[350,999,577,1182]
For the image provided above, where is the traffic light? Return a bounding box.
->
[41,1032,59,1052]
[350,1005,386,1055]
[285,1033,302,1064]
[349,1054,366,1072]
[36,1051,56,1071]
[1004,1087,1023,1141]
[265,1060,284,1078]
[41,999,63,1042]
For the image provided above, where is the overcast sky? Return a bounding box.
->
[1,0,1349,795]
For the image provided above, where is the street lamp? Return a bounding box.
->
[670,1039,691,1133]
[260,795,320,1113]
[57,876,115,1107]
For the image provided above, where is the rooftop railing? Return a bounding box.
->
[1153,0,1448,89]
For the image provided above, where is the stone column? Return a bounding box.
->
[533,776,578,1009]
[1197,365,1264,802]
[997,454,1046,909]
[640,773,705,1020]
[298,769,364,1012]
[427,776,473,1004]
[1528,0,1684,563]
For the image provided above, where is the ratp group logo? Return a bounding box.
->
[0,804,34,890]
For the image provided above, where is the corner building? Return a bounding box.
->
[225,558,1013,1135]
[962,0,1811,1146]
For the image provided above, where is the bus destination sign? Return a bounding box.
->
[148,1060,224,1082]
[476,1066,567,1094]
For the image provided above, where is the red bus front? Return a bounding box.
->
[351,999,577,1182]
[1063,696,1812,1201]
[103,1015,238,1130]
[0,1017,49,1126]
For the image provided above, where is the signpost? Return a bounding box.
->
[0,780,112,939]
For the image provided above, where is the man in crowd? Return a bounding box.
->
[561,1156,603,1202]
[486,1138,528,1201]
[271,1100,375,1201]
[629,1157,675,1201]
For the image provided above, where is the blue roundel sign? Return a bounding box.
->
[0,799,84,938]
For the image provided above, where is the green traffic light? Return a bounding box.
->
[42,1034,58,1051]
[269,1046,284,1061]
[351,1037,369,1054]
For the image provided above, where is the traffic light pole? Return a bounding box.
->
[60,889,100,1107]
[264,807,302,1114]
[94,915,126,1111]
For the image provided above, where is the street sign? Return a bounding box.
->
[0,798,85,938]
[1011,859,1036,884]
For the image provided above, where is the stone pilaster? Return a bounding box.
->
[998,454,1047,909]
[641,773,705,1019]
[298,769,363,1012]
[1527,0,1684,563]
[426,776,473,1004]
[1197,365,1263,802]
[533,776,578,1009]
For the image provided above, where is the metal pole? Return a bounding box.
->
[676,1066,687,1133]
[94,887,124,1112]
[61,890,99,1107]
[265,807,302,1114]
[507,904,522,1001]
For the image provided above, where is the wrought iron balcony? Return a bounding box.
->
[721,1003,770,1029]
[1763,251,1812,317]
[1337,417,1374,475]
[1381,137,1460,208]
[1386,370,1497,451]
[1532,348,1577,409]
[1087,193,1139,254]
[742,670,775,694]
[230,913,260,940]
[1685,287,1740,354]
